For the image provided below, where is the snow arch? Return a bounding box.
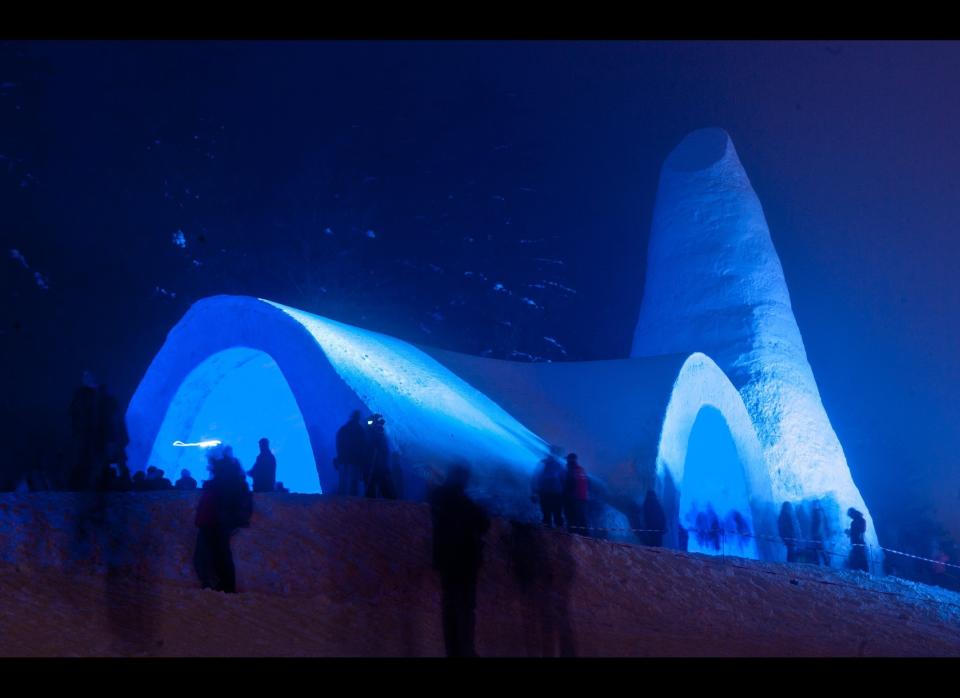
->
[127,296,549,506]
[656,353,777,560]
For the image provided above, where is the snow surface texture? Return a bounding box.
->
[630,128,879,570]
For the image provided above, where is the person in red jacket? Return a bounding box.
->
[564,453,589,534]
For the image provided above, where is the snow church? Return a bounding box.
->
[125,128,880,570]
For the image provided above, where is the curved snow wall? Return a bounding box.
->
[631,128,880,571]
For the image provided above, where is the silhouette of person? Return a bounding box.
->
[194,446,253,593]
[846,507,868,572]
[694,510,709,549]
[131,471,147,491]
[247,438,277,493]
[731,510,751,551]
[796,504,813,563]
[532,447,566,528]
[175,469,198,490]
[430,464,490,657]
[810,501,829,566]
[564,453,589,534]
[364,414,396,499]
[641,490,666,547]
[97,383,128,478]
[274,481,289,493]
[779,502,799,562]
[335,410,368,496]
[68,370,102,491]
[707,506,722,551]
[155,468,173,490]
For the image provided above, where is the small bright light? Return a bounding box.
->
[172,439,222,448]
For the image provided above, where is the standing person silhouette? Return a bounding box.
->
[194,446,253,593]
[247,438,277,493]
[563,454,588,534]
[779,502,799,562]
[846,507,869,573]
[430,464,490,657]
[334,411,367,496]
[532,446,566,528]
[641,490,666,547]
[364,414,396,499]
[810,501,830,566]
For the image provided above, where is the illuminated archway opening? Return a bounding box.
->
[146,347,320,493]
[679,406,759,559]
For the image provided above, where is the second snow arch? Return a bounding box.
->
[127,296,549,506]
[655,354,779,561]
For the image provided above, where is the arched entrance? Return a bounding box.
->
[678,406,759,559]
[654,353,777,561]
[147,347,320,493]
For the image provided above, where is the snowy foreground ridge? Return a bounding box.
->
[126,128,878,571]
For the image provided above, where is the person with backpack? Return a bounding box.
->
[193,445,253,593]
[532,446,566,528]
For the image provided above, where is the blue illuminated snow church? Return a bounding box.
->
[126,129,880,570]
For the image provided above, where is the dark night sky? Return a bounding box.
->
[2,40,958,548]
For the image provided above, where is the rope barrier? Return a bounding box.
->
[557,521,960,611]
[560,523,960,572]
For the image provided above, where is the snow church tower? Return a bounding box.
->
[631,128,879,567]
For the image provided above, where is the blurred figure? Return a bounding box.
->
[194,446,253,593]
[175,469,198,490]
[274,481,289,493]
[779,502,799,562]
[430,464,490,657]
[532,446,566,528]
[247,438,277,493]
[131,471,147,491]
[334,410,367,496]
[563,453,588,534]
[707,506,722,551]
[810,501,829,566]
[730,510,752,551]
[641,490,666,547]
[846,507,869,573]
[98,383,129,482]
[364,414,396,499]
[68,370,102,491]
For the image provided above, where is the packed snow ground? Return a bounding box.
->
[0,493,957,656]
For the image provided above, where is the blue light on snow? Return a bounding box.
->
[680,406,759,559]
[147,347,318,493]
